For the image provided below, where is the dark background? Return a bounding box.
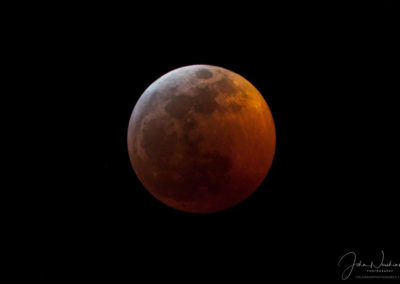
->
[34,0,397,281]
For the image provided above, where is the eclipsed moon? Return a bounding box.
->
[127,65,276,213]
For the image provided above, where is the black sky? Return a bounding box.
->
[33,1,397,282]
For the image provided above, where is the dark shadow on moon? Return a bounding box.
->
[141,117,178,160]
[191,86,222,114]
[195,68,213,79]
[183,152,232,196]
[214,75,238,95]
[165,86,223,118]
[182,116,203,154]
[165,94,193,120]
[229,101,243,112]
[147,150,233,201]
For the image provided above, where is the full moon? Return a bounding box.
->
[127,65,276,213]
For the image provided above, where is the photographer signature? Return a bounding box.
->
[338,250,399,280]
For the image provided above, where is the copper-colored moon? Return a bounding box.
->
[127,65,276,213]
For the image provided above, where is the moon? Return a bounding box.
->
[127,65,276,213]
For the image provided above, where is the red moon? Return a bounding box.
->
[127,65,276,213]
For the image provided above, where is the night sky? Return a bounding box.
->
[33,1,397,281]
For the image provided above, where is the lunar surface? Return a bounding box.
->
[127,65,276,213]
